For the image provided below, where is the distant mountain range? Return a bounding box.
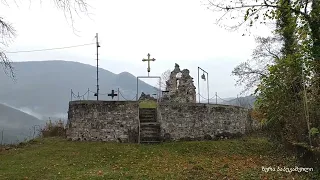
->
[0,60,157,120]
[201,96,256,108]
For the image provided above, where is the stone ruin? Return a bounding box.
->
[139,92,157,101]
[161,63,196,103]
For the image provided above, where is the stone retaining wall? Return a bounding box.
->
[67,101,139,142]
[67,100,259,142]
[158,103,252,140]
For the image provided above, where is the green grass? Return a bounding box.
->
[0,137,318,180]
[139,100,157,109]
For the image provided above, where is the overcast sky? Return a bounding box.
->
[1,0,272,99]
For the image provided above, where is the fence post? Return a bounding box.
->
[1,129,4,145]
[87,88,90,100]
[117,88,120,101]
[215,92,217,104]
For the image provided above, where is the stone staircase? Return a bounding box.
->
[139,108,161,144]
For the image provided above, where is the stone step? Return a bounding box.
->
[140,122,160,126]
[139,116,156,120]
[139,113,156,117]
[139,116,156,119]
[139,113,156,116]
[139,108,157,111]
[140,133,160,137]
[140,129,160,134]
[139,116,155,119]
[139,109,156,112]
[139,111,157,115]
[140,128,160,132]
[140,135,160,141]
[139,111,161,144]
[140,119,157,123]
[140,136,161,142]
[140,125,161,130]
[139,114,156,118]
[139,109,157,123]
[140,131,160,135]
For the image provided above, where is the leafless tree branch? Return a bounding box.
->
[158,69,171,90]
[0,17,16,79]
[0,51,15,79]
[0,0,90,78]
[0,17,16,46]
[53,0,91,36]
[232,36,282,93]
[206,0,310,31]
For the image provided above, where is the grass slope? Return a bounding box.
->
[0,137,317,180]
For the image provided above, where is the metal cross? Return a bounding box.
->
[108,90,118,99]
[142,53,156,76]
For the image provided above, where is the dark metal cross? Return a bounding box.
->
[108,90,118,99]
[142,53,156,76]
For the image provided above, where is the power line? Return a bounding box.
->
[5,43,95,54]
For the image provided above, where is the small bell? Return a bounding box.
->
[201,73,206,81]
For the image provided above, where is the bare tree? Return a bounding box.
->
[205,0,311,33]
[0,16,16,79]
[158,69,171,91]
[0,0,90,79]
[232,36,282,93]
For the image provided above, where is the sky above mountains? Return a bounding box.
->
[1,0,273,98]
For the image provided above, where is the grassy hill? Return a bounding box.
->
[0,136,318,179]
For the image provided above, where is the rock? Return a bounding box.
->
[203,134,212,140]
[139,92,157,101]
[161,63,196,103]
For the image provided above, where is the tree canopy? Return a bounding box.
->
[208,0,320,147]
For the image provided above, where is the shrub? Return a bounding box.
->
[40,119,66,138]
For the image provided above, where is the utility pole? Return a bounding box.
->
[215,92,217,104]
[198,68,200,103]
[96,33,100,101]
[87,88,89,100]
[237,94,239,106]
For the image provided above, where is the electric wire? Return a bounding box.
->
[217,95,238,103]
[6,43,95,54]
[71,89,89,101]
[119,91,136,101]
[73,88,241,103]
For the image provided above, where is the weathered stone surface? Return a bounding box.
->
[162,63,196,103]
[157,103,251,141]
[66,100,139,142]
[67,100,259,143]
